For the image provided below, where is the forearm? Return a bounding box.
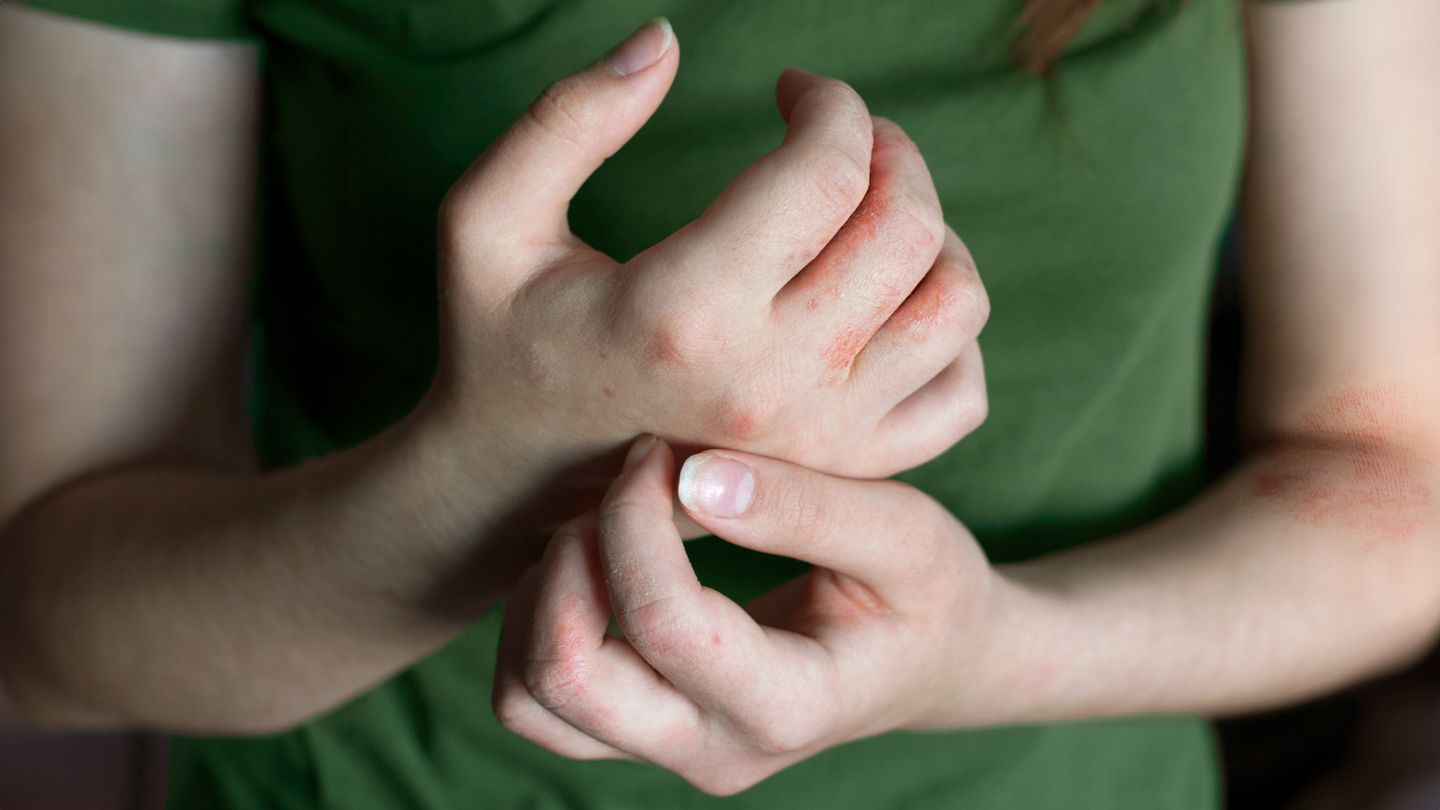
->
[947,0,1440,734]
[0,400,528,733]
[957,440,1440,727]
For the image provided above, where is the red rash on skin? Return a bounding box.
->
[547,593,596,661]
[794,128,904,308]
[807,129,927,377]
[1255,385,1434,543]
[724,410,758,440]
[711,396,761,440]
[821,325,870,376]
[886,273,954,337]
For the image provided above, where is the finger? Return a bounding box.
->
[598,436,789,715]
[493,664,632,761]
[440,19,679,287]
[495,516,691,762]
[644,69,873,300]
[493,530,632,761]
[869,342,989,475]
[851,228,989,398]
[675,447,948,587]
[777,119,945,361]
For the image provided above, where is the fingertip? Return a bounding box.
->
[608,435,677,507]
[774,67,817,121]
[604,17,677,78]
[622,434,662,470]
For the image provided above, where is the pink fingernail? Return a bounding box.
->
[605,18,673,77]
[677,454,756,518]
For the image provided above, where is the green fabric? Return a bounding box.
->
[33,0,1247,806]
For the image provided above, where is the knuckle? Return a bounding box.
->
[957,278,991,333]
[523,78,593,151]
[879,486,952,572]
[799,141,870,214]
[619,596,705,659]
[811,79,870,130]
[552,514,596,548]
[492,692,531,733]
[768,474,835,539]
[925,268,989,341]
[954,382,989,437]
[691,769,764,797]
[598,492,672,541]
[941,261,990,334]
[711,390,781,442]
[744,709,816,757]
[637,309,724,370]
[888,201,943,265]
[521,655,590,713]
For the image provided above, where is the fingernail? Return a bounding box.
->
[605,17,673,77]
[624,434,659,469]
[677,453,756,518]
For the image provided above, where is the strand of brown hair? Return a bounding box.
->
[1013,0,1106,74]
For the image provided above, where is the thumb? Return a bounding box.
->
[440,19,678,275]
[676,450,942,583]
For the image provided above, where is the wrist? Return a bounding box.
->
[911,562,1077,731]
[320,395,529,623]
[400,384,632,607]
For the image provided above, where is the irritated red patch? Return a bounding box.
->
[1255,385,1434,543]
[821,325,870,376]
[791,128,901,304]
[887,274,953,337]
[720,403,759,440]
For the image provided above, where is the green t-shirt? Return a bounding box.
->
[26,0,1246,806]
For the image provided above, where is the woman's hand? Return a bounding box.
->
[494,437,1004,795]
[427,21,988,492]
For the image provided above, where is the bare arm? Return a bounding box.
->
[980,0,1440,720]
[477,1,1440,793]
[0,6,495,733]
[0,11,987,733]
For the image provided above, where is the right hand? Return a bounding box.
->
[428,19,989,488]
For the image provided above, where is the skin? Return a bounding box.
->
[0,13,988,730]
[492,0,1440,796]
[3,1,1436,800]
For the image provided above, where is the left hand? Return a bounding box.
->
[494,436,1004,795]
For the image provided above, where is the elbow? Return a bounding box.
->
[0,582,118,730]
[0,636,314,736]
[0,519,127,731]
[0,627,124,731]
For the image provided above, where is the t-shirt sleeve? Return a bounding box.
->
[20,0,254,41]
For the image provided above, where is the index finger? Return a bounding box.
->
[644,70,873,300]
[598,437,793,714]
